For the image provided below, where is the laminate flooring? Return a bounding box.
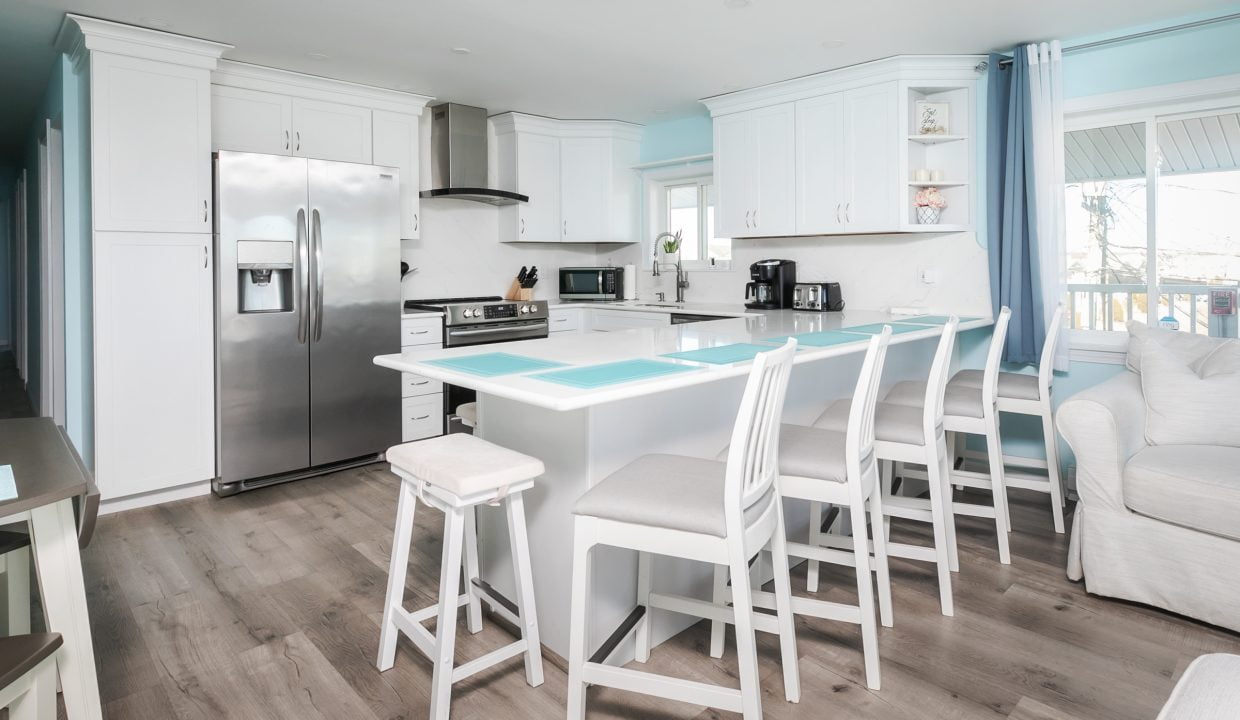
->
[63,465,1240,719]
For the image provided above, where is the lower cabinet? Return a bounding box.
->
[400,315,445,442]
[401,394,443,443]
[93,232,215,498]
[549,307,583,333]
[589,309,670,332]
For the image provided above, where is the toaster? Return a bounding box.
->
[792,282,844,312]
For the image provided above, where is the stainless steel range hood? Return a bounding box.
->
[420,102,528,206]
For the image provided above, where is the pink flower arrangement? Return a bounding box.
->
[913,187,948,209]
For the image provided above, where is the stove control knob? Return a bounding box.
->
[519,305,529,314]
[525,304,535,313]
[463,308,475,318]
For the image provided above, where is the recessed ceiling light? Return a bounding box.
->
[307,52,329,61]
[723,0,750,8]
[139,16,170,29]
[451,47,472,55]
[821,39,846,49]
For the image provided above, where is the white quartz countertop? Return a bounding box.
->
[548,299,756,318]
[375,308,990,412]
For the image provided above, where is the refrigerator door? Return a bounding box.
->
[307,159,402,466]
[216,152,312,485]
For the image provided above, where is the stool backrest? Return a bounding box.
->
[723,338,798,532]
[846,327,893,494]
[1038,304,1065,396]
[983,307,1014,410]
[921,316,960,438]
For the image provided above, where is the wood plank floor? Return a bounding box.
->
[70,465,1240,719]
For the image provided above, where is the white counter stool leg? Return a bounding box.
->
[376,434,546,720]
[567,339,802,720]
[952,304,1067,533]
[813,317,963,617]
[710,328,895,691]
[887,308,1014,565]
[1,528,32,635]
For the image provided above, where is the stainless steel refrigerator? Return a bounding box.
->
[213,151,401,496]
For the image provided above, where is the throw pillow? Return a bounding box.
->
[1196,340,1240,378]
[1141,342,1240,448]
[1125,320,1226,373]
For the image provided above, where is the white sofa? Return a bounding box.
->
[1056,325,1240,632]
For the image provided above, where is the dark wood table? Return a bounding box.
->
[1,418,102,719]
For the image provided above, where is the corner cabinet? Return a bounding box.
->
[493,113,641,244]
[703,56,980,237]
[372,110,422,239]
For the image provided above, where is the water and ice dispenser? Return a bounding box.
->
[237,240,295,313]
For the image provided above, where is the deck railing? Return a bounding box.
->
[1066,282,1238,334]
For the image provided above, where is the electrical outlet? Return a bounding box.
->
[919,267,937,285]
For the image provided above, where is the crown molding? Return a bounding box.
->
[213,60,434,115]
[490,112,643,141]
[57,14,231,70]
[700,54,985,116]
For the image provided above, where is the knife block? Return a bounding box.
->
[505,279,534,302]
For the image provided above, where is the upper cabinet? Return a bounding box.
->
[713,103,795,238]
[90,52,216,233]
[210,61,431,238]
[493,114,641,244]
[703,56,980,237]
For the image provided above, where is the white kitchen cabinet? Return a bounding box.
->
[510,131,562,243]
[291,97,372,163]
[373,110,421,239]
[400,315,444,442]
[842,82,899,232]
[93,232,215,497]
[589,309,669,332]
[211,85,292,155]
[90,52,213,233]
[549,307,583,333]
[711,103,795,238]
[795,93,846,235]
[401,396,443,442]
[559,137,610,242]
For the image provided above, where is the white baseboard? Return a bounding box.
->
[99,480,213,515]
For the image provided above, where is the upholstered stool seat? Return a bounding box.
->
[814,400,927,446]
[386,433,543,498]
[950,369,1041,401]
[885,380,985,419]
[456,401,478,428]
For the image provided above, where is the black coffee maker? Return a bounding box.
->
[745,259,797,309]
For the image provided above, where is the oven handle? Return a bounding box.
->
[447,321,549,338]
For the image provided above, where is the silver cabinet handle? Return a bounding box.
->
[413,212,418,232]
[412,414,431,421]
[520,217,525,235]
[553,317,567,322]
[295,131,301,152]
[744,210,751,228]
[311,208,324,341]
[411,380,430,386]
[410,329,430,335]
[753,209,757,228]
[295,208,309,344]
[202,200,208,222]
[836,203,842,224]
[563,219,567,237]
[284,130,290,151]
[202,245,208,268]
[845,202,851,223]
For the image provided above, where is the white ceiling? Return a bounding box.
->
[1,0,1237,161]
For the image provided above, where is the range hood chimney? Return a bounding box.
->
[420,102,528,206]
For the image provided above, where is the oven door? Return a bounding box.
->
[559,268,608,300]
[444,319,550,348]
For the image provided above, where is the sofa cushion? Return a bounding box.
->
[1141,343,1240,448]
[1124,445,1240,541]
[1197,340,1240,378]
[1126,320,1226,374]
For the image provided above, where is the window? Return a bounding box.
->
[653,173,731,269]
[1064,105,1240,336]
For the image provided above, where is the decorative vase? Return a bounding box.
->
[916,206,942,225]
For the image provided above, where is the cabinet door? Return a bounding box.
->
[751,103,796,237]
[795,93,846,235]
[93,232,214,498]
[844,82,899,233]
[373,110,421,239]
[212,86,292,155]
[515,133,561,243]
[713,112,752,238]
[291,98,373,163]
[559,137,610,242]
[91,53,212,233]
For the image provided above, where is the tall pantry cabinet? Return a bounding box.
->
[60,15,230,503]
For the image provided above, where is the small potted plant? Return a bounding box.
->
[913,187,948,225]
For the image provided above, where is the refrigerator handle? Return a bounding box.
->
[295,208,309,344]
[312,208,325,341]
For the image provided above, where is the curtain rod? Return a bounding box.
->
[983,10,1240,70]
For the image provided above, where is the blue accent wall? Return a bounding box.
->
[638,112,713,163]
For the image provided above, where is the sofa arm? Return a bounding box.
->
[1055,371,1147,513]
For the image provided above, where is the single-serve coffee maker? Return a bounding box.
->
[744,259,797,309]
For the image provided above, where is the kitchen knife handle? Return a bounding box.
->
[295,208,309,344]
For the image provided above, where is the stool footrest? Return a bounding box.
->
[390,608,438,662]
[882,495,933,521]
[1003,470,1053,493]
[953,501,996,518]
[451,639,529,684]
[581,662,744,713]
[648,592,779,635]
[470,578,522,628]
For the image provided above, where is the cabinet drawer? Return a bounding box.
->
[401,316,443,346]
[549,308,582,333]
[402,372,443,398]
[402,394,443,442]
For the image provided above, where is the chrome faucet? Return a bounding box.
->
[653,230,690,303]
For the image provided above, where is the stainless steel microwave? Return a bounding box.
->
[559,267,625,301]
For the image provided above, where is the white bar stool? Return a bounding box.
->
[812,317,961,616]
[566,340,801,720]
[455,402,478,429]
[886,307,1014,564]
[377,433,545,720]
[710,327,895,691]
[951,304,1067,533]
[0,633,61,720]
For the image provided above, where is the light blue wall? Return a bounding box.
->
[638,111,713,163]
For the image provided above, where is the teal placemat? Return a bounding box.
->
[894,315,981,325]
[840,322,929,335]
[532,359,700,389]
[424,352,568,377]
[762,330,869,347]
[661,343,787,365]
[0,465,15,502]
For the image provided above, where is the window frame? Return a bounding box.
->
[641,161,732,272]
[1062,77,1240,358]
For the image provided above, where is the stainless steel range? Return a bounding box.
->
[403,297,550,424]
